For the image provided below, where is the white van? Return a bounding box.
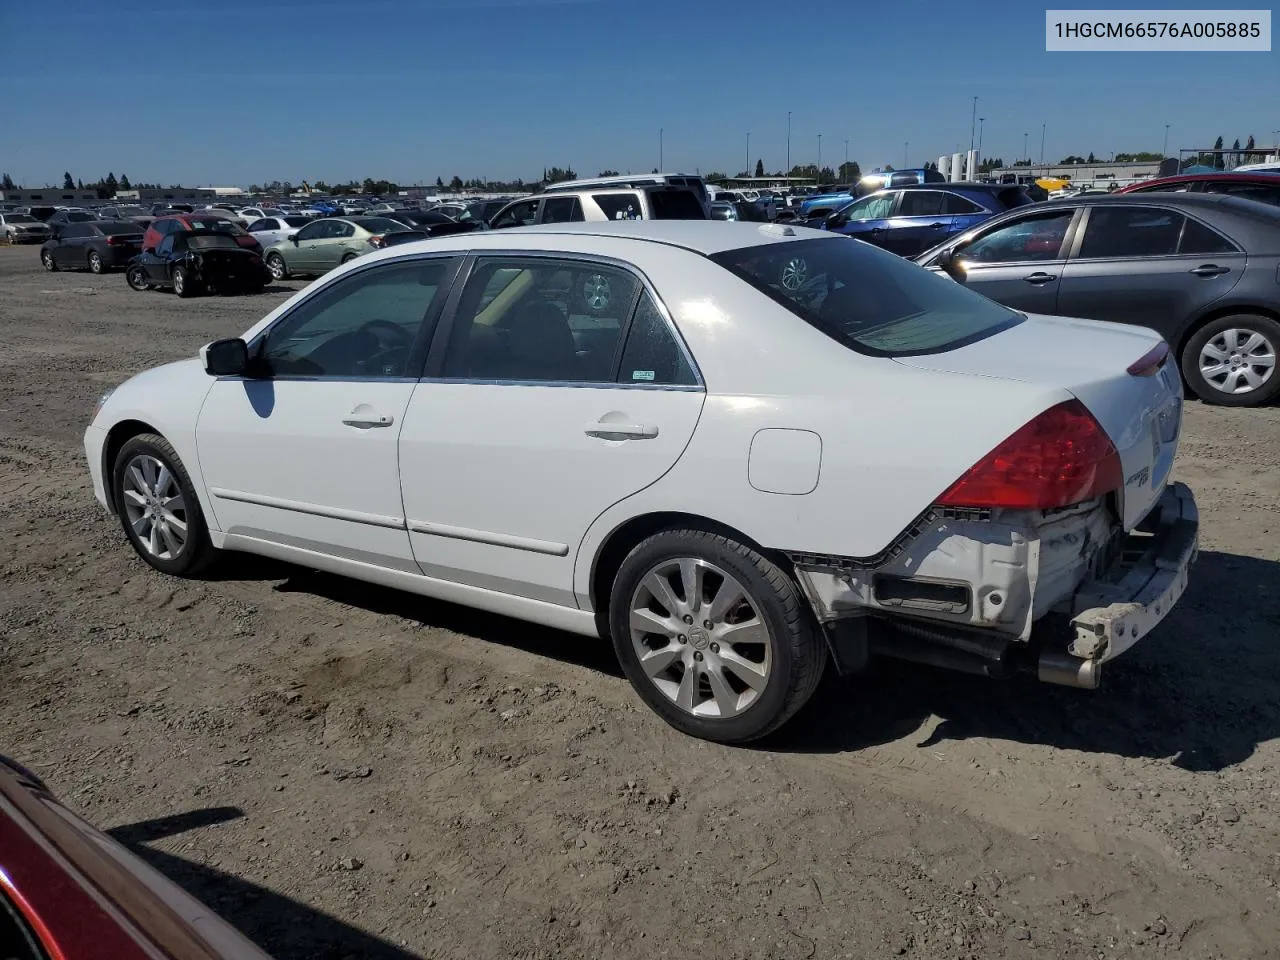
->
[488,186,708,229]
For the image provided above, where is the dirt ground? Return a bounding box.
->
[2,243,1279,960]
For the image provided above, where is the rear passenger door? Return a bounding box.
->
[539,196,585,224]
[879,190,952,256]
[397,255,705,607]
[1056,205,1245,328]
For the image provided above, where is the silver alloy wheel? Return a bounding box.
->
[173,268,185,295]
[582,273,611,311]
[780,256,808,290]
[89,252,103,273]
[267,254,285,279]
[41,250,54,270]
[121,454,188,560]
[1199,327,1277,395]
[127,267,148,291]
[629,558,773,719]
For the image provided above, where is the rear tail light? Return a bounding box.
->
[105,235,135,246]
[368,235,386,248]
[1127,341,1171,376]
[936,400,1122,511]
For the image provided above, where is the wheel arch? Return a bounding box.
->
[1173,303,1280,368]
[101,419,162,514]
[587,511,786,638]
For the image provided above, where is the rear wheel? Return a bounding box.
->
[266,253,288,280]
[341,252,358,264]
[41,249,58,271]
[172,266,196,298]
[609,529,826,743]
[1181,314,1280,407]
[126,266,151,291]
[112,434,218,577]
[87,250,105,274]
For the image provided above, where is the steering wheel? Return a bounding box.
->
[356,319,412,347]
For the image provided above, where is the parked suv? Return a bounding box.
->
[814,183,1035,257]
[489,187,707,229]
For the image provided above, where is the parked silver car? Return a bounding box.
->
[1,213,53,244]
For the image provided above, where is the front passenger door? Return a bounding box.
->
[195,255,463,571]
[490,200,540,229]
[290,220,329,272]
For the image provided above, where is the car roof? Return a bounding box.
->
[1121,171,1280,189]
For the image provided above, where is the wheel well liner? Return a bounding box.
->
[101,419,160,513]
[588,512,777,636]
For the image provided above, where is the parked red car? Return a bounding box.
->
[1116,171,1280,206]
[142,214,262,255]
[0,754,272,960]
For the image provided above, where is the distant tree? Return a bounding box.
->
[703,171,728,183]
[1231,138,1242,167]
[544,167,576,184]
[1086,151,1096,163]
[597,169,620,177]
[650,168,659,174]
[448,176,464,191]
[978,158,1004,173]
[882,164,894,172]
[837,160,861,182]
[76,179,84,189]
[818,165,835,184]
[312,180,329,193]
[62,172,75,189]
[104,172,118,198]
[119,174,131,190]
[1,173,14,190]
[1213,136,1225,169]
[1012,158,1031,167]
[754,158,764,177]
[435,176,444,189]
[1059,155,1086,164]
[1245,134,1257,160]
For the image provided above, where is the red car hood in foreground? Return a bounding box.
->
[0,755,272,960]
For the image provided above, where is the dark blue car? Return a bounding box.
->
[809,182,1036,257]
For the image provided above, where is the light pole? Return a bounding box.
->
[904,141,909,169]
[1040,122,1046,165]
[1023,132,1028,164]
[659,128,663,171]
[746,132,750,176]
[786,111,792,174]
[844,138,849,171]
[817,133,822,182]
[1162,123,1171,157]
[978,117,984,164]
[970,95,978,153]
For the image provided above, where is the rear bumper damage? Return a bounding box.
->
[792,483,1199,687]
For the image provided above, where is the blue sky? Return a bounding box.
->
[0,0,1274,187]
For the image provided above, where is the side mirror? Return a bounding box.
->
[935,248,958,272]
[201,338,250,377]
[290,235,300,244]
[825,213,847,229]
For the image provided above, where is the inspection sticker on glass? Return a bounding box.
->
[1046,9,1271,51]
[632,370,656,381]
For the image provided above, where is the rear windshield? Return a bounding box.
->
[188,234,241,250]
[282,216,310,227]
[648,189,708,220]
[187,218,246,235]
[709,237,1023,357]
[996,187,1035,209]
[99,221,144,235]
[355,217,411,233]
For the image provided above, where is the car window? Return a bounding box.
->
[541,196,585,223]
[333,221,357,238]
[283,216,310,227]
[1078,206,1182,259]
[1135,182,1193,193]
[943,193,984,214]
[1178,217,1239,254]
[594,193,643,221]
[838,192,896,221]
[1202,181,1280,206]
[258,258,456,379]
[617,292,698,386]
[440,257,642,383]
[157,235,176,255]
[295,221,325,241]
[711,237,1022,357]
[897,191,945,217]
[490,200,539,229]
[959,210,1074,263]
[247,219,271,232]
[648,189,707,220]
[60,224,87,238]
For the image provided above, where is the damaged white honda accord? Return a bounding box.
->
[85,221,1198,743]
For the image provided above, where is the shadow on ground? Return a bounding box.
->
[108,808,420,960]
[214,549,1279,770]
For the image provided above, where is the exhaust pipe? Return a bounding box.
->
[1038,650,1101,689]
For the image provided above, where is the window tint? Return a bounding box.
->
[710,238,1021,357]
[594,193,643,220]
[283,216,310,227]
[897,191,945,217]
[440,258,641,382]
[99,221,143,235]
[648,189,707,220]
[1079,207,1182,259]
[839,192,896,221]
[247,219,271,231]
[1202,181,1280,206]
[618,293,698,386]
[259,258,455,379]
[157,234,176,255]
[294,221,325,241]
[942,193,984,214]
[332,221,356,238]
[959,210,1074,263]
[541,196,584,223]
[1135,182,1193,193]
[60,224,88,238]
[1178,217,1238,254]
[490,200,539,229]
[994,187,1034,209]
[889,172,921,187]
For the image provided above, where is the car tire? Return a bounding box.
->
[609,529,826,744]
[126,266,151,291]
[173,266,196,298]
[341,252,358,264]
[88,251,105,274]
[111,433,218,577]
[1180,313,1280,407]
[266,253,289,280]
[41,249,58,272]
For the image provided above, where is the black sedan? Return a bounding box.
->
[126,230,270,297]
[383,208,486,237]
[40,221,146,273]
[917,193,1280,407]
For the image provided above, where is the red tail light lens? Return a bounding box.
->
[368,235,386,248]
[936,400,1122,511]
[1126,341,1170,376]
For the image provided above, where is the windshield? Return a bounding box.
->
[116,207,147,216]
[6,215,38,223]
[709,237,1022,357]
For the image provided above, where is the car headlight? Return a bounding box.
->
[92,387,116,421]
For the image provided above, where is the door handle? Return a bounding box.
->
[1022,272,1057,285]
[1189,264,1230,277]
[927,222,948,228]
[342,413,395,428]
[584,422,658,439]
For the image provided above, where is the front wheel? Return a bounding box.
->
[266,253,288,280]
[609,529,826,743]
[41,249,58,272]
[112,434,218,577]
[1181,314,1280,407]
[172,266,196,298]
[126,266,151,291]
[88,250,106,274]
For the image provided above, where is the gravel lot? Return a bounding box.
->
[2,242,1279,960]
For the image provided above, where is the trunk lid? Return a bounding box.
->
[894,313,1182,530]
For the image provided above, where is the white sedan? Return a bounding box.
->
[244,215,311,248]
[83,221,1198,743]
